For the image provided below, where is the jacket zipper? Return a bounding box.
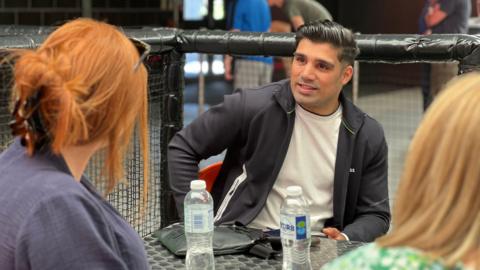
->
[214,165,247,222]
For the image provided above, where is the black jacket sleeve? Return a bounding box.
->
[343,120,390,242]
[168,91,245,216]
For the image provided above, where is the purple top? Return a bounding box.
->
[0,139,149,270]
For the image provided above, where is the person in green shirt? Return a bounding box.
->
[322,73,480,269]
[268,0,332,30]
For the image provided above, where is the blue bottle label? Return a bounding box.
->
[280,214,309,240]
[295,216,307,240]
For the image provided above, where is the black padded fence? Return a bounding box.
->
[1,28,480,236]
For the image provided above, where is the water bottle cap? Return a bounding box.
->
[190,180,206,190]
[286,185,302,196]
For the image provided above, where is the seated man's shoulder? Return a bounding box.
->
[216,80,290,121]
[346,104,386,151]
[235,79,290,107]
[239,80,288,96]
[346,102,385,141]
[363,114,385,135]
[360,114,387,152]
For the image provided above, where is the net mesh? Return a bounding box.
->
[0,55,14,151]
[352,83,423,208]
[0,49,182,237]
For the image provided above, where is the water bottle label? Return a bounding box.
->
[280,215,309,240]
[295,216,307,240]
[185,204,214,233]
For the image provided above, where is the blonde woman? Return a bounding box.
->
[322,73,480,269]
[0,18,150,269]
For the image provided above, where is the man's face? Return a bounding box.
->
[290,38,353,115]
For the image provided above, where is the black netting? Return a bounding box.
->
[0,54,14,152]
[0,49,184,237]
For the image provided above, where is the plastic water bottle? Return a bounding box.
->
[184,180,215,270]
[280,186,312,270]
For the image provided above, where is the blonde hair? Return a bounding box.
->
[11,18,149,197]
[377,73,480,266]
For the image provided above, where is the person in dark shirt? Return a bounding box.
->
[420,0,471,110]
[0,18,150,269]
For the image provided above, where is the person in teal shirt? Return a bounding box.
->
[323,73,480,269]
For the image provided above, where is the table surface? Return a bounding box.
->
[144,235,365,270]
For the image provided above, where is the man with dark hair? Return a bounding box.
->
[168,20,390,242]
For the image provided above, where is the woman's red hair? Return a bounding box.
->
[12,18,149,198]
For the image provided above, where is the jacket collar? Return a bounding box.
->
[273,79,296,114]
[339,92,365,135]
[274,79,365,133]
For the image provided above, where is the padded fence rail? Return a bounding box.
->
[1,28,479,235]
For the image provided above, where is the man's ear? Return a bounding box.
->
[341,65,353,85]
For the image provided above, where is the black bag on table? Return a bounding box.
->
[154,223,281,259]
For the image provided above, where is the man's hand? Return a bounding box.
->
[322,227,346,241]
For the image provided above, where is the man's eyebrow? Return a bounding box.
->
[293,52,335,68]
[315,59,335,68]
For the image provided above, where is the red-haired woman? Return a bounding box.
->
[0,18,150,269]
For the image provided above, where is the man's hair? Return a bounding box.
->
[296,20,359,66]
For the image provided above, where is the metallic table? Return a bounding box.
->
[144,235,365,270]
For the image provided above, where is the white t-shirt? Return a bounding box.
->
[250,103,342,232]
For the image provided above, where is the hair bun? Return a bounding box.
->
[11,50,87,154]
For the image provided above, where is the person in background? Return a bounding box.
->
[268,0,332,30]
[421,0,471,110]
[224,0,273,90]
[270,5,294,80]
[169,20,390,243]
[322,73,480,270]
[418,0,433,111]
[0,18,150,269]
